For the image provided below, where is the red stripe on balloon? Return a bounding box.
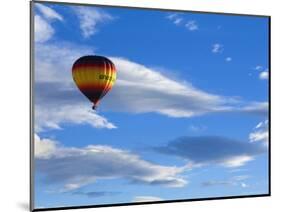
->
[78,84,112,90]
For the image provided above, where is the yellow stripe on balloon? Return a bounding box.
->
[73,68,115,86]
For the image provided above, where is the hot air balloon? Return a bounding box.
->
[72,55,116,110]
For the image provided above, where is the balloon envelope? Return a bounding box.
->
[72,55,116,109]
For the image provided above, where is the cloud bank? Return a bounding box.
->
[35,134,188,191]
[155,136,267,168]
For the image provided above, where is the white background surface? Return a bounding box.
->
[0,0,280,211]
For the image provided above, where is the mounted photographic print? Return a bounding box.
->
[30,1,270,211]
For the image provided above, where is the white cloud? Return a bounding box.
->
[255,121,263,129]
[132,196,163,202]
[74,6,113,38]
[105,56,229,117]
[259,71,269,80]
[237,102,268,116]
[35,43,93,83]
[250,130,268,143]
[35,3,63,21]
[34,133,57,159]
[35,104,117,132]
[225,57,232,62]
[212,43,224,53]
[249,120,268,144]
[35,135,188,190]
[34,15,54,43]
[185,21,199,31]
[221,155,254,168]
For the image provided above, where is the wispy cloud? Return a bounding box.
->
[154,136,267,168]
[212,43,224,53]
[173,18,183,25]
[35,134,188,191]
[185,21,199,31]
[74,6,113,38]
[222,155,254,168]
[35,3,63,21]
[249,120,268,144]
[236,102,268,117]
[166,13,198,30]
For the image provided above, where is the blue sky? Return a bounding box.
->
[33,2,269,209]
